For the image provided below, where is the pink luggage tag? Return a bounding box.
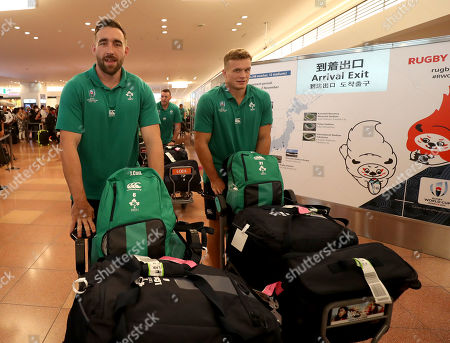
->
[160,256,197,268]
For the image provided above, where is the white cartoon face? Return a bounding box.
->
[356,163,390,180]
[414,133,450,152]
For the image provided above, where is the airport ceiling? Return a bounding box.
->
[0,0,359,99]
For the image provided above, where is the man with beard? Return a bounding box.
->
[56,19,163,239]
[157,88,181,145]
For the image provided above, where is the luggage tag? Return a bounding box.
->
[134,255,164,276]
[165,152,176,163]
[231,224,250,252]
[354,258,392,305]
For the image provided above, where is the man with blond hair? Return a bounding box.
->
[194,48,273,267]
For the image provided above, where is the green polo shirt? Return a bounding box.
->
[157,102,182,144]
[194,83,272,181]
[56,64,160,199]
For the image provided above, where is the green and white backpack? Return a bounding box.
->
[226,151,284,213]
[91,167,186,263]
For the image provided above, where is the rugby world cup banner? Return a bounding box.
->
[251,40,449,226]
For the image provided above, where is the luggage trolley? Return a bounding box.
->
[320,296,393,343]
[165,161,202,208]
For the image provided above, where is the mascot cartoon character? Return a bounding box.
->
[340,120,397,195]
[406,88,450,166]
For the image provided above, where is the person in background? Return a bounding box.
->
[194,48,273,267]
[157,88,182,145]
[179,103,186,120]
[56,19,163,239]
[17,107,28,140]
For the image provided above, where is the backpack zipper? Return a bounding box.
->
[241,153,248,182]
[110,183,117,222]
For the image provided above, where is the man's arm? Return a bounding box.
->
[141,124,164,178]
[172,123,181,144]
[60,130,96,237]
[195,131,225,194]
[255,124,272,155]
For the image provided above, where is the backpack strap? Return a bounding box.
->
[173,221,214,264]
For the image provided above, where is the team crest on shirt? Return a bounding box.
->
[218,101,227,113]
[126,91,134,101]
[87,89,98,103]
[170,110,173,114]
[249,101,256,111]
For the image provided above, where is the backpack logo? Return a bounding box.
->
[126,90,134,100]
[258,161,267,175]
[269,208,290,217]
[129,198,140,210]
[254,155,265,161]
[127,182,142,190]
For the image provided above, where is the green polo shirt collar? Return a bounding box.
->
[220,83,253,105]
[87,64,128,90]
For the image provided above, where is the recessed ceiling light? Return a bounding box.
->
[91,28,95,31]
[162,31,168,34]
[232,28,237,32]
[166,77,169,80]
[161,18,167,22]
[33,36,38,39]
[242,15,248,19]
[236,22,242,26]
[193,76,197,80]
[161,25,167,28]
[85,22,90,26]
[14,26,20,29]
[25,31,30,35]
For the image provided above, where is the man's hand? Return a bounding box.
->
[210,177,226,195]
[70,200,96,238]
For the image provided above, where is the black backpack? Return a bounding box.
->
[227,205,358,290]
[64,255,282,343]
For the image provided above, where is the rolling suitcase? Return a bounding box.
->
[64,255,282,343]
[278,242,422,343]
[164,159,202,194]
[37,129,50,146]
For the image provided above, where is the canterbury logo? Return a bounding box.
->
[127,182,142,190]
[254,156,265,160]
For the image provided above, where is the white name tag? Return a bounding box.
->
[231,224,250,252]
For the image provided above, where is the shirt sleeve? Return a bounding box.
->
[260,91,273,126]
[139,80,160,128]
[193,93,214,133]
[56,80,84,133]
[173,105,182,123]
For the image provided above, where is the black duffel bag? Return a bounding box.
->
[227,205,358,290]
[164,159,202,194]
[64,255,282,343]
[164,144,188,164]
[279,242,422,343]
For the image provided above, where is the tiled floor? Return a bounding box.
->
[0,137,449,343]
